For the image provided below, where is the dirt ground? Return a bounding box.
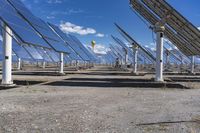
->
[0,66,200,133]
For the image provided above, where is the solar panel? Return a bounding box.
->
[7,0,71,53]
[0,0,51,48]
[48,23,88,61]
[130,0,200,55]
[111,36,149,64]
[12,39,33,61]
[111,36,135,59]
[115,23,156,62]
[68,37,91,61]
[85,46,98,61]
[69,35,97,61]
[164,46,182,63]
[35,47,54,62]
[109,44,125,63]
[64,55,72,63]
[45,49,59,62]
[23,45,43,61]
[103,52,116,64]
[108,50,119,61]
[49,23,89,62]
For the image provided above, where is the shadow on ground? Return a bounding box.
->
[44,77,188,89]
[168,77,200,82]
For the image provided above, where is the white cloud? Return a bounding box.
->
[96,33,104,38]
[198,27,200,30]
[94,44,109,54]
[50,9,84,16]
[60,21,96,35]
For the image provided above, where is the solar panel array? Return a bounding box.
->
[0,0,97,68]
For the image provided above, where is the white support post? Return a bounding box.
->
[76,60,79,70]
[17,58,21,70]
[42,61,46,69]
[180,56,183,72]
[120,57,124,68]
[124,49,128,69]
[59,52,64,74]
[155,24,165,82]
[1,24,14,86]
[133,46,138,74]
[191,56,195,74]
[36,62,39,67]
[165,51,170,70]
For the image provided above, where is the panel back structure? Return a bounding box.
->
[141,0,200,53]
[130,0,200,56]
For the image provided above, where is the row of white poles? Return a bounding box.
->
[1,23,196,86]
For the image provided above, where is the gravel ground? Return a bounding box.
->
[0,66,200,133]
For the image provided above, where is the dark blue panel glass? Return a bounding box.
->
[0,0,51,48]
[7,0,70,53]
[48,23,90,61]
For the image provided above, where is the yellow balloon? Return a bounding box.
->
[91,41,96,45]
[91,41,96,48]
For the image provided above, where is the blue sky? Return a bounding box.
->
[21,0,200,52]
